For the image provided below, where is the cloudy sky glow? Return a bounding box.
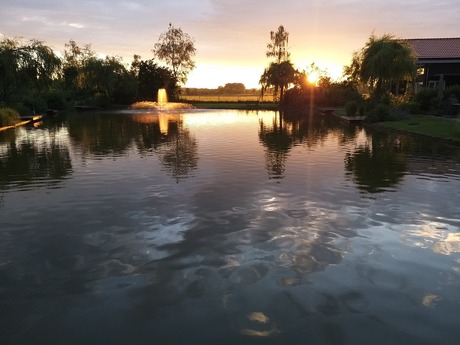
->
[1,0,459,88]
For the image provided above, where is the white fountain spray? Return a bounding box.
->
[157,88,168,109]
[130,87,194,111]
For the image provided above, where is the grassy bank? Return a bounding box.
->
[190,101,279,110]
[375,115,460,143]
[181,94,274,102]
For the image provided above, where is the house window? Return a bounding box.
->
[428,80,438,89]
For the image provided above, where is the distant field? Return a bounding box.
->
[180,94,275,102]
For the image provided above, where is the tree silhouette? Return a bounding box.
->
[153,23,196,85]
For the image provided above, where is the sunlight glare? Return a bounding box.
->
[307,72,319,85]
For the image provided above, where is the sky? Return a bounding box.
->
[1,0,459,89]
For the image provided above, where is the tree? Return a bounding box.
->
[0,37,61,105]
[266,25,290,63]
[260,61,296,102]
[346,34,417,99]
[62,40,95,94]
[137,59,179,101]
[221,83,246,94]
[261,26,296,103]
[153,23,196,85]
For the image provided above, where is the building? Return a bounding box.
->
[406,38,460,91]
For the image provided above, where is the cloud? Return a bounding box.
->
[1,0,459,87]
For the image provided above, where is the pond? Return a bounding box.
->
[1,109,460,344]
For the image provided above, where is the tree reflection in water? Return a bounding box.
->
[67,112,199,182]
[0,126,72,191]
[345,132,407,193]
[258,110,351,179]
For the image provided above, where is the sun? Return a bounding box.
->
[306,71,320,85]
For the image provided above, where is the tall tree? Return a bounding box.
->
[261,26,295,103]
[153,23,196,85]
[346,34,417,99]
[266,25,290,63]
[62,40,95,93]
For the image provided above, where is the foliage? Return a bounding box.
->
[260,61,297,102]
[414,88,439,112]
[345,100,358,116]
[137,59,179,101]
[317,81,361,107]
[0,107,20,126]
[281,85,317,108]
[0,37,61,104]
[153,23,196,85]
[218,83,246,94]
[445,85,460,99]
[45,89,69,110]
[266,25,290,63]
[365,103,410,123]
[345,34,417,101]
[260,25,296,103]
[366,104,390,123]
[63,41,139,105]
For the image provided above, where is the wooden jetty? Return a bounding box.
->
[0,114,43,132]
[319,108,366,125]
[19,114,43,122]
[338,115,367,125]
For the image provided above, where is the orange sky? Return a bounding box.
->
[1,0,459,89]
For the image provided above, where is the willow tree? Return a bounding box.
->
[0,37,61,104]
[352,34,417,99]
[153,23,196,85]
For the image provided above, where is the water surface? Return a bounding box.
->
[1,110,460,344]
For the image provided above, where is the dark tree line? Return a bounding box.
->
[0,24,195,113]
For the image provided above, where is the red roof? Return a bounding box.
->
[406,38,460,59]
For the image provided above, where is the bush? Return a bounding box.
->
[21,95,48,113]
[445,85,460,99]
[366,104,390,123]
[388,106,411,121]
[91,93,112,108]
[414,88,439,112]
[319,81,361,107]
[345,100,358,116]
[0,108,20,126]
[46,89,69,110]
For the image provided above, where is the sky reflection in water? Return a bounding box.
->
[0,110,460,344]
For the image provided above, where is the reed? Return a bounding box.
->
[0,108,20,127]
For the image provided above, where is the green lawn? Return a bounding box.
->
[376,115,460,142]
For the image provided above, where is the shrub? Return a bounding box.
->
[445,84,460,99]
[319,81,361,107]
[91,93,112,108]
[345,100,358,116]
[414,88,438,112]
[21,95,48,113]
[388,106,411,121]
[366,104,390,123]
[0,108,20,127]
[46,89,69,110]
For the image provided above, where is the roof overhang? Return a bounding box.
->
[417,59,460,64]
